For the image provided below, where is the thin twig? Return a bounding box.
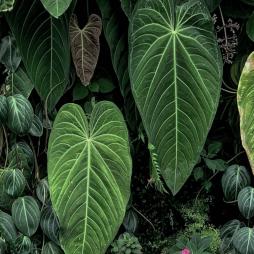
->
[2,126,8,168]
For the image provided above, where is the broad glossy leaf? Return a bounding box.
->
[96,0,139,130]
[5,66,34,98]
[0,210,17,243]
[0,35,21,72]
[29,115,43,137]
[238,187,254,219]
[42,242,64,254]
[237,52,254,174]
[40,206,60,244]
[69,14,102,86]
[221,165,251,201]
[233,227,254,254]
[3,168,26,197]
[6,0,73,111]
[40,0,72,18]
[48,102,132,253]
[0,0,15,11]
[129,0,222,194]
[220,219,243,252]
[15,234,32,254]
[12,196,41,237]
[6,94,34,134]
[36,178,50,204]
[0,95,8,123]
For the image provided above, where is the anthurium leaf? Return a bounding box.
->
[5,0,73,111]
[6,94,34,135]
[48,101,132,254]
[237,52,254,174]
[40,206,60,244]
[221,165,251,201]
[15,234,32,254]
[238,187,254,220]
[40,0,72,18]
[0,95,8,123]
[3,168,26,197]
[5,66,34,98]
[129,0,222,194]
[0,210,17,243]
[28,115,43,137]
[0,170,13,209]
[0,35,21,72]
[69,14,102,86]
[220,220,243,252]
[233,227,254,254]
[0,0,15,12]
[96,0,139,130]
[36,178,50,204]
[42,242,64,254]
[12,196,41,237]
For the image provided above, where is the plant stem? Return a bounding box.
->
[2,126,8,168]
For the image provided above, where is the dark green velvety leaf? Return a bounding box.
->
[36,178,50,204]
[42,242,64,254]
[15,234,32,254]
[40,0,73,18]
[247,12,254,42]
[28,115,43,137]
[6,0,74,111]
[48,102,132,254]
[233,227,254,254]
[12,196,41,237]
[221,165,251,201]
[120,0,137,18]
[5,65,34,98]
[204,158,227,172]
[0,237,7,253]
[0,170,13,209]
[204,0,221,12]
[72,81,89,101]
[0,95,8,123]
[6,94,34,135]
[129,0,222,194]
[40,206,60,244]
[3,168,26,197]
[238,187,254,219]
[0,35,21,72]
[0,0,15,12]
[0,210,17,243]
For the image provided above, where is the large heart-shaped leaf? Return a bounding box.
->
[237,52,254,174]
[48,102,132,253]
[96,0,139,129]
[69,14,102,86]
[40,0,72,18]
[6,0,74,111]
[129,0,222,194]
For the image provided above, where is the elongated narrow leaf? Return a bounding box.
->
[48,102,132,254]
[96,0,139,129]
[69,14,102,86]
[129,0,222,194]
[5,66,34,98]
[238,52,254,174]
[233,227,254,254]
[238,187,254,219]
[0,210,17,243]
[12,196,41,237]
[6,0,73,111]
[221,165,251,201]
[40,0,72,18]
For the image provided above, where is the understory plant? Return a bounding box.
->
[1,0,254,253]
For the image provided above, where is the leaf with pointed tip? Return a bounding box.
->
[233,227,254,254]
[5,66,34,98]
[238,52,254,175]
[221,165,251,201]
[6,94,34,135]
[29,115,43,137]
[129,0,222,194]
[120,0,137,19]
[69,14,102,86]
[12,196,41,237]
[6,0,74,111]
[40,206,60,244]
[36,178,50,204]
[0,210,17,243]
[40,0,72,18]
[48,101,132,254]
[15,234,32,254]
[42,242,63,254]
[238,187,254,219]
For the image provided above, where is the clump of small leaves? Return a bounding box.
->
[111,233,142,254]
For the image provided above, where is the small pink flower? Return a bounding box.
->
[181,248,191,254]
